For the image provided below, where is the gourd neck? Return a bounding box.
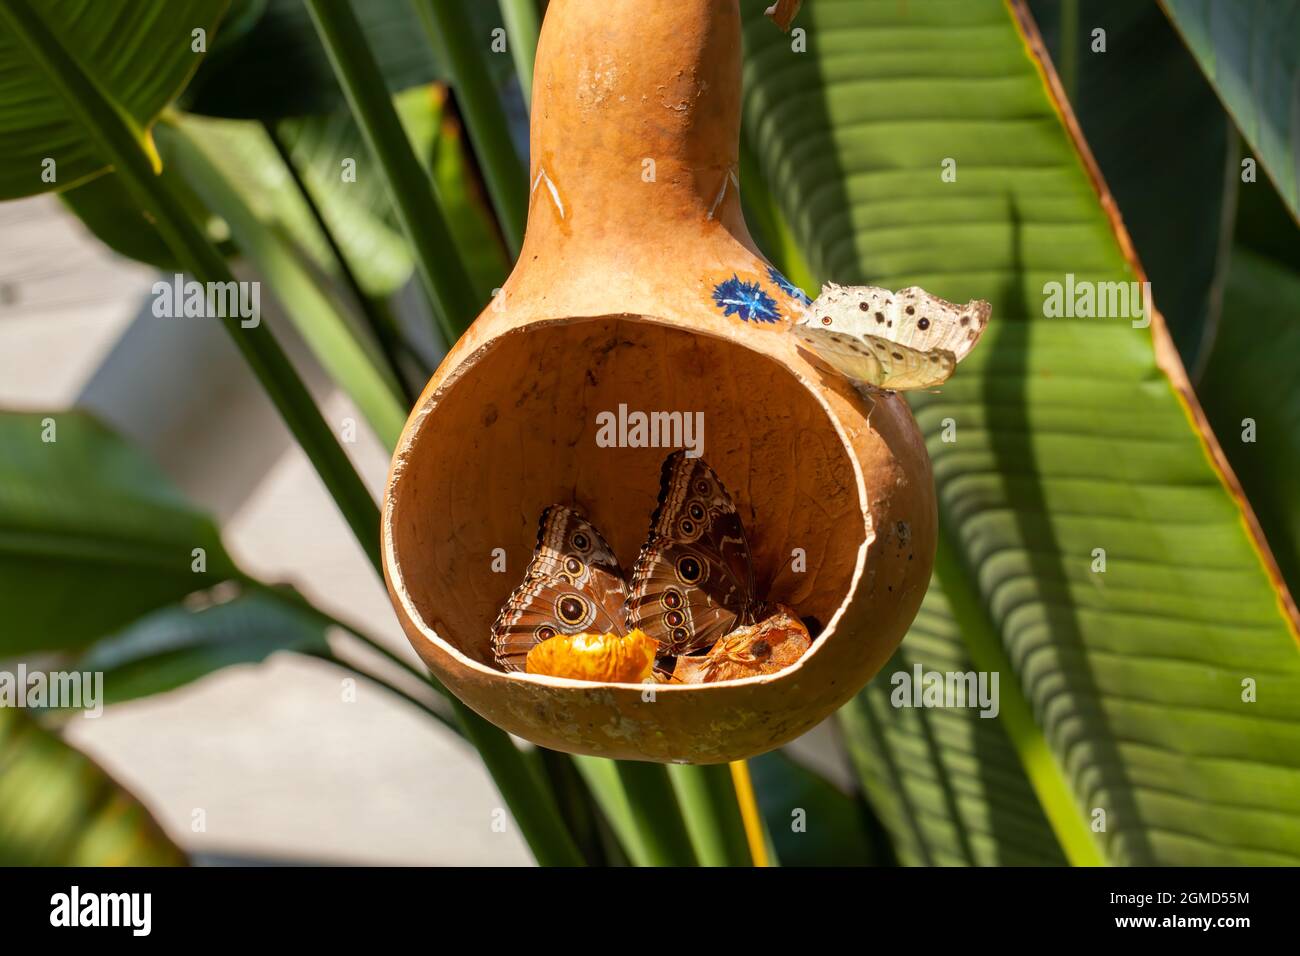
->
[523,0,747,247]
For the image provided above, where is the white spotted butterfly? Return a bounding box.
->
[790,282,990,391]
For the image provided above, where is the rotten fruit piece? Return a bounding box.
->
[673,606,811,683]
[525,629,657,683]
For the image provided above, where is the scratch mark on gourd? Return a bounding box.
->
[531,167,566,220]
[707,166,740,221]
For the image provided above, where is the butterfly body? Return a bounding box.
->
[790,282,990,391]
[490,506,628,672]
[626,453,761,657]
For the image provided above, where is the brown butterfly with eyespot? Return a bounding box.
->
[490,506,629,672]
[626,452,765,657]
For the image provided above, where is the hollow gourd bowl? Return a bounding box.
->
[381,0,936,763]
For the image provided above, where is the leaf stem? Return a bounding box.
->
[414,0,529,256]
[571,755,652,865]
[727,760,770,866]
[454,698,586,866]
[325,654,461,737]
[262,119,420,406]
[303,0,482,344]
[498,0,541,109]
[241,576,443,694]
[159,119,409,450]
[611,762,699,867]
[667,763,756,866]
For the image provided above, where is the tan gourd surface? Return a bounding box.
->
[382,0,938,763]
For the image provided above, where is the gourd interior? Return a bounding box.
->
[387,316,865,673]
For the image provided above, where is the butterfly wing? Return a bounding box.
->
[789,324,957,390]
[791,282,987,391]
[491,506,628,672]
[627,453,758,657]
[890,286,990,361]
[788,325,886,383]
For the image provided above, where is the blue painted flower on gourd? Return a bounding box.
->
[768,266,811,307]
[711,275,781,324]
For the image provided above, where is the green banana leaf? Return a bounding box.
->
[0,708,185,865]
[58,94,506,444]
[1161,0,1300,224]
[0,410,239,655]
[750,751,882,866]
[0,0,589,870]
[74,589,331,708]
[1030,0,1232,369]
[1205,169,1300,604]
[838,595,1065,866]
[63,87,508,305]
[165,111,417,299]
[0,0,227,199]
[156,118,409,449]
[59,162,235,273]
[1035,0,1300,612]
[741,0,1300,865]
[276,86,510,301]
[0,0,387,574]
[0,409,414,712]
[1025,2,1300,610]
[181,0,436,119]
[1236,169,1300,274]
[1199,248,1300,602]
[181,0,520,122]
